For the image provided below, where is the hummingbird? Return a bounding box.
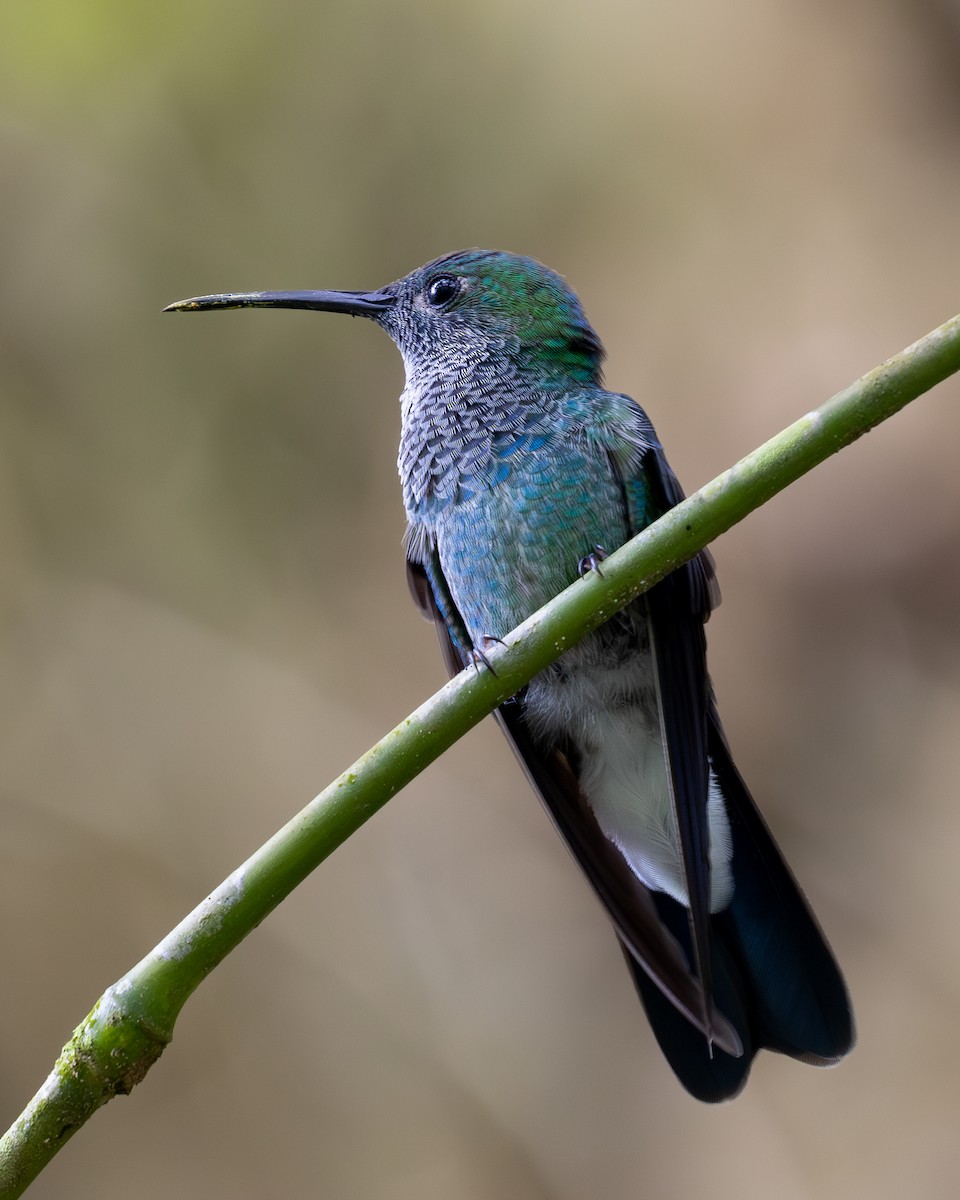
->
[166,249,854,1101]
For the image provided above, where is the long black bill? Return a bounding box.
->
[163,289,395,316]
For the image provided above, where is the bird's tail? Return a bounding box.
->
[625,710,855,1102]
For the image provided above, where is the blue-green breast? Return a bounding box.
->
[435,435,632,641]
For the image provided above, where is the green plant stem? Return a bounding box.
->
[2,312,960,1196]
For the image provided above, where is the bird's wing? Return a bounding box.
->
[614,427,853,1098]
[405,548,741,1055]
[619,437,724,1047]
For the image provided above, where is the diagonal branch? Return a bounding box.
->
[2,311,959,1197]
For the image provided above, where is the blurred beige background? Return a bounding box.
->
[2,2,960,1197]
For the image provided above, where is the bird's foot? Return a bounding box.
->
[578,545,610,578]
[467,635,506,677]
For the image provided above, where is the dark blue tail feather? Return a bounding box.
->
[625,713,854,1101]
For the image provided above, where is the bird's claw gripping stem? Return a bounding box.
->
[467,635,507,676]
[578,545,610,579]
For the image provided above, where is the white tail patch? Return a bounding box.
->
[579,708,734,912]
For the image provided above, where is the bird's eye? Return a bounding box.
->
[425,275,461,307]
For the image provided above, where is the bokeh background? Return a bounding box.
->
[2,2,960,1197]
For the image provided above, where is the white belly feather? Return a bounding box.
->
[578,707,733,912]
[524,648,734,913]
